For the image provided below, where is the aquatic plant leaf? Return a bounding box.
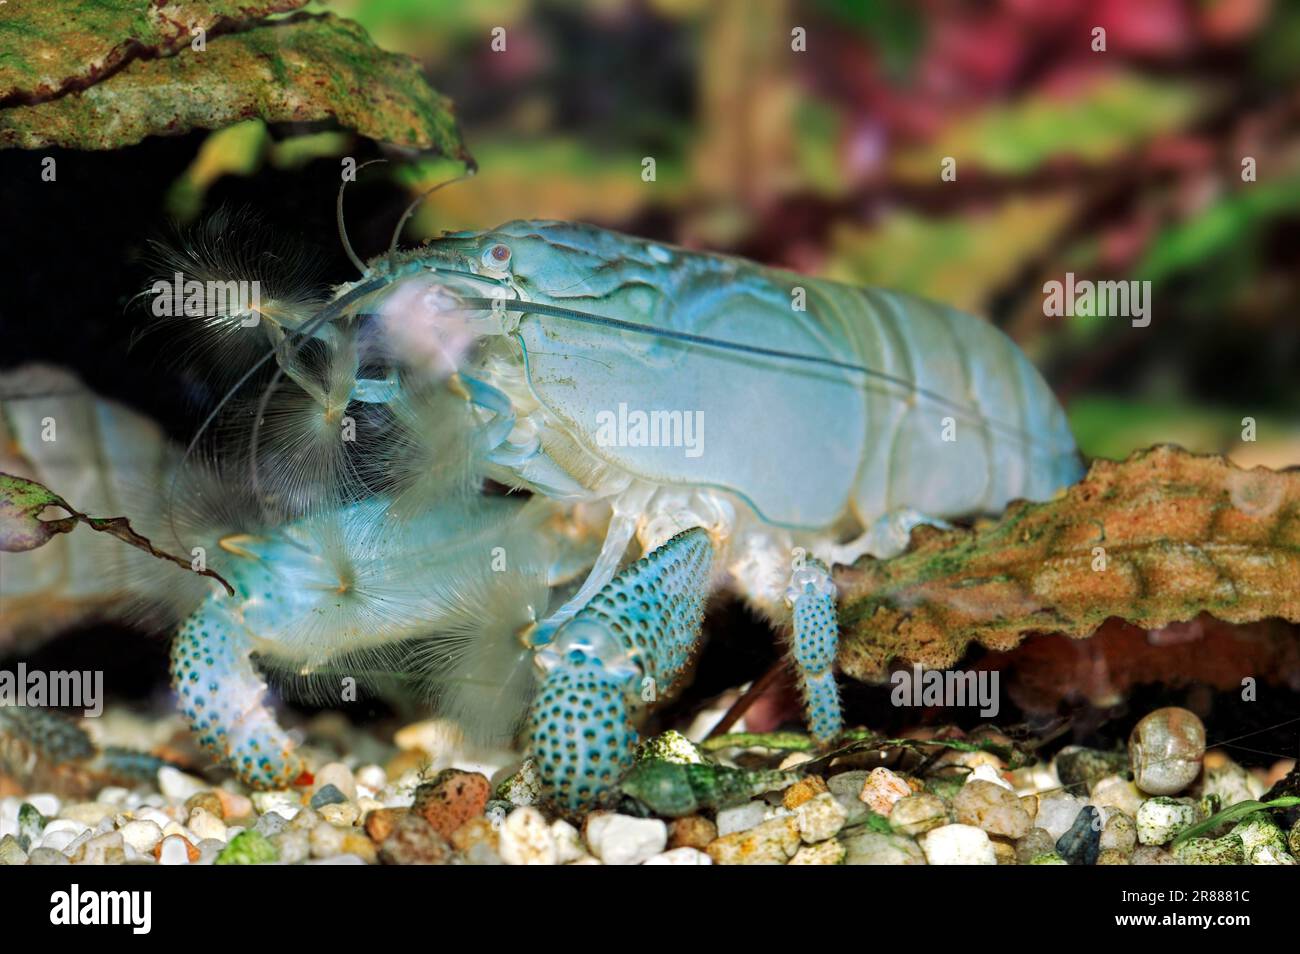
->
[892,73,1207,179]
[0,471,232,595]
[1170,797,1300,849]
[825,195,1078,313]
[0,13,470,157]
[0,471,77,551]
[0,0,310,103]
[701,729,1035,770]
[838,446,1300,681]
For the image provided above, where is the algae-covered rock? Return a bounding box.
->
[216,829,279,865]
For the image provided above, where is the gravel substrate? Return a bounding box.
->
[1,705,1296,865]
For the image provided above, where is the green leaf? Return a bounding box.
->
[1170,797,1300,849]
[893,73,1207,179]
[0,13,471,157]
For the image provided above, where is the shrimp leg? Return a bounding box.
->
[172,588,306,790]
[529,528,713,810]
[785,558,843,744]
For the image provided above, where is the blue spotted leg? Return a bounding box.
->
[785,558,842,744]
[528,528,714,810]
[171,563,306,789]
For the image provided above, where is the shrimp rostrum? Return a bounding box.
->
[157,217,1083,808]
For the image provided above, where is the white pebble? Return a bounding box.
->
[1036,792,1087,840]
[716,801,768,836]
[585,813,667,866]
[355,764,387,791]
[27,793,61,817]
[642,847,712,865]
[59,802,115,826]
[120,820,163,854]
[251,790,300,816]
[968,763,1014,790]
[39,830,79,853]
[309,822,346,859]
[162,821,198,845]
[97,787,130,806]
[919,824,997,865]
[498,807,557,865]
[134,807,175,830]
[550,819,586,864]
[187,808,228,843]
[43,818,91,837]
[157,766,209,801]
[158,835,191,865]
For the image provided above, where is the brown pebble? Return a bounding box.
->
[364,807,409,843]
[185,791,225,820]
[413,769,491,838]
[668,815,717,851]
[1097,848,1130,865]
[782,775,828,810]
[450,817,499,854]
[990,838,1017,865]
[385,749,427,780]
[378,813,452,865]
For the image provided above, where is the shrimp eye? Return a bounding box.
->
[484,243,512,268]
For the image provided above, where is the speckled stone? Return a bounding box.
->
[859,767,913,816]
[706,816,800,865]
[1174,833,1246,865]
[782,775,829,810]
[413,769,491,839]
[1136,796,1197,845]
[1131,845,1178,865]
[1232,813,1295,865]
[788,840,845,865]
[1199,760,1265,807]
[794,792,847,843]
[1097,848,1129,865]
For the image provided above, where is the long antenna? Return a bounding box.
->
[337,158,389,276]
[386,165,478,266]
